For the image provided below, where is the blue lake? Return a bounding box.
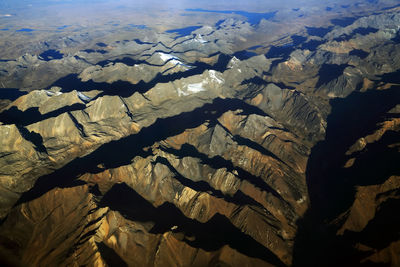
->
[127,24,147,29]
[166,26,202,38]
[57,25,70,30]
[186,9,277,25]
[96,42,107,47]
[16,28,34,32]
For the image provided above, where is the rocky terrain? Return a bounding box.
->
[0,3,399,267]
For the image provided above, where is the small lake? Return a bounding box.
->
[127,24,147,29]
[57,25,70,30]
[96,42,107,47]
[16,28,35,32]
[166,26,202,38]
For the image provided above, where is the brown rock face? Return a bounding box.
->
[0,8,400,267]
[0,55,307,266]
[0,185,108,267]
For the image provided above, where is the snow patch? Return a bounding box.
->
[194,34,208,44]
[231,56,240,63]
[158,52,180,63]
[45,90,62,97]
[208,70,224,84]
[228,56,240,69]
[157,52,193,70]
[158,52,187,68]
[77,91,91,102]
[187,83,205,93]
[177,82,207,96]
[177,88,189,97]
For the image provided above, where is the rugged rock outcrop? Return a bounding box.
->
[0,7,399,267]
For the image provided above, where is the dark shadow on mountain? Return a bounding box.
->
[345,130,400,188]
[264,36,307,68]
[82,49,107,54]
[97,242,128,267]
[133,39,153,45]
[349,49,369,59]
[344,197,400,250]
[0,103,86,126]
[215,19,225,29]
[38,49,64,61]
[272,82,296,90]
[248,45,263,50]
[333,27,378,42]
[233,134,287,165]
[379,69,400,84]
[160,144,288,204]
[241,76,268,86]
[154,156,224,195]
[50,73,139,96]
[392,31,400,43]
[16,126,47,153]
[291,35,307,46]
[0,88,27,101]
[15,98,271,206]
[266,45,295,60]
[301,39,326,51]
[331,17,358,27]
[353,27,378,36]
[316,64,348,88]
[100,183,285,266]
[96,57,148,67]
[68,112,87,137]
[305,26,333,38]
[308,87,400,220]
[49,54,232,99]
[292,87,400,266]
[154,156,263,208]
[73,55,92,65]
[211,118,286,165]
[233,50,257,60]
